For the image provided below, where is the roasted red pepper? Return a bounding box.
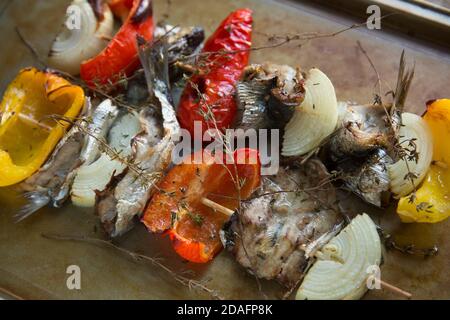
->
[80,0,154,87]
[107,0,134,21]
[177,8,253,136]
[142,148,260,263]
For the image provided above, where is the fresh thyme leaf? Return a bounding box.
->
[170,211,178,228]
[239,177,247,188]
[415,202,434,213]
[187,212,204,226]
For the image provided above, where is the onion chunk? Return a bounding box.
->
[282,68,338,157]
[296,213,381,300]
[71,112,141,207]
[388,112,433,198]
[48,0,114,75]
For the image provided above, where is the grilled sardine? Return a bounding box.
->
[96,39,180,237]
[222,160,342,288]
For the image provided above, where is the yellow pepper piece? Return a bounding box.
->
[0,67,84,186]
[397,99,450,223]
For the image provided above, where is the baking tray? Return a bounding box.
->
[0,0,449,299]
[307,0,450,48]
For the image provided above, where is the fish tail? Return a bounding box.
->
[392,50,415,115]
[14,192,50,222]
[138,35,171,102]
[138,35,180,135]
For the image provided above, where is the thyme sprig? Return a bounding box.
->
[49,115,162,191]
[357,42,424,212]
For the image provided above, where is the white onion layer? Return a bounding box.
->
[282,68,338,157]
[296,213,381,300]
[71,112,141,207]
[388,112,433,198]
[48,0,114,75]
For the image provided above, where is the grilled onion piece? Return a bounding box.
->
[71,112,140,207]
[388,112,433,198]
[48,0,114,75]
[282,68,338,157]
[296,213,381,300]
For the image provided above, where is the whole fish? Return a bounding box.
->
[15,98,118,221]
[235,63,304,130]
[222,160,342,288]
[96,39,180,237]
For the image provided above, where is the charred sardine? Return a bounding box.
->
[96,39,180,237]
[222,160,342,288]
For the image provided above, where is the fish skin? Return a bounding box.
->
[235,63,304,130]
[96,39,180,237]
[15,126,85,221]
[338,148,393,207]
[155,24,205,83]
[222,160,342,288]
[112,133,174,236]
[235,80,271,130]
[154,24,205,64]
[126,73,150,107]
[80,99,119,165]
[126,25,205,107]
[329,102,394,160]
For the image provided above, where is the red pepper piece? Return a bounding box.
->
[108,0,134,21]
[142,148,260,263]
[80,0,154,87]
[177,8,253,137]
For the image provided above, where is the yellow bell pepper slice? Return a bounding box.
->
[0,67,84,186]
[397,99,450,223]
